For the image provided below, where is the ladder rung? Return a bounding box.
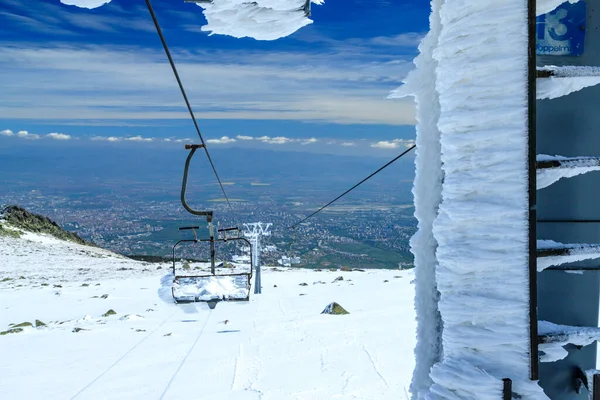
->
[546,265,600,271]
[537,241,600,271]
[537,155,600,169]
[538,321,600,345]
[537,155,600,189]
[537,66,600,100]
[537,242,600,258]
[537,66,600,78]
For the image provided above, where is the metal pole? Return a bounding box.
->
[209,223,215,275]
[503,378,512,400]
[594,374,600,400]
[527,0,539,381]
[254,236,261,294]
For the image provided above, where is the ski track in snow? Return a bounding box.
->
[70,310,177,399]
[363,345,389,388]
[159,309,214,399]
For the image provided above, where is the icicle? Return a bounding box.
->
[537,154,600,189]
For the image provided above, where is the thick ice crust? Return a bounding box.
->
[397,0,548,398]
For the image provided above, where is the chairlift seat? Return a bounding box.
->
[172,273,251,303]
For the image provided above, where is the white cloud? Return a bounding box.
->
[264,136,293,145]
[17,130,40,139]
[47,132,71,140]
[124,135,153,142]
[207,136,236,144]
[236,135,254,140]
[370,139,415,149]
[301,138,318,145]
[0,129,13,136]
[91,136,122,142]
[341,142,355,147]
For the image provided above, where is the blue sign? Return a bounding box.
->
[536,1,586,56]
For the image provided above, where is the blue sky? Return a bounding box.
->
[0,0,428,156]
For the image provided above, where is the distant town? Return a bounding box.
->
[4,186,416,270]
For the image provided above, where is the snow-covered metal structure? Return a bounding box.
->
[394,0,600,398]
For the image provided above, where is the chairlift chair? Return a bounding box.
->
[171,144,254,308]
[171,227,254,307]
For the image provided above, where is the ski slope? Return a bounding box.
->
[0,232,416,399]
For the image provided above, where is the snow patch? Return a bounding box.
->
[537,0,581,16]
[60,0,112,8]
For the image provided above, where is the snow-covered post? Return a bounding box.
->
[396,0,549,398]
[389,0,444,397]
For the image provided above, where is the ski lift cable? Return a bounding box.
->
[145,0,232,210]
[286,144,416,231]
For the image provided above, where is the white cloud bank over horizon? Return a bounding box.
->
[2,129,413,152]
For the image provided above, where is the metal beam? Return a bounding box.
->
[528,0,539,381]
[503,378,512,400]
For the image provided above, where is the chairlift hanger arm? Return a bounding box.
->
[181,144,214,222]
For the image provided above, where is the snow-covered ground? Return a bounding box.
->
[0,232,416,399]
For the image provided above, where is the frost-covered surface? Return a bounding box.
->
[398,0,547,398]
[197,0,323,40]
[537,240,600,271]
[538,320,600,362]
[0,235,416,399]
[537,66,600,100]
[537,0,581,16]
[172,275,250,301]
[537,154,600,189]
[60,0,112,8]
[390,0,443,397]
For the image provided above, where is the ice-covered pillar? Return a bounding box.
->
[397,0,549,398]
[390,1,444,398]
